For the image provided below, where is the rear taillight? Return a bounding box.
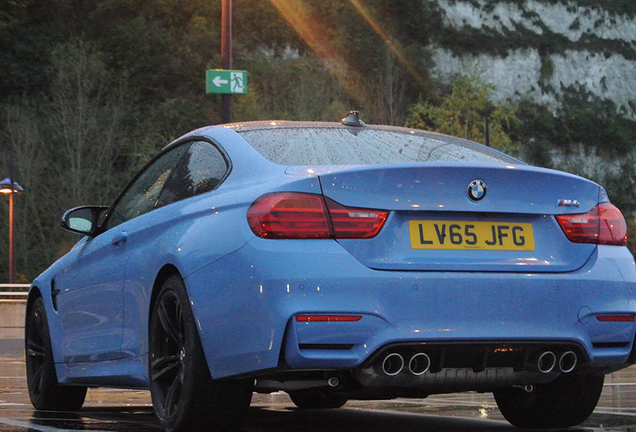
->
[247,192,388,239]
[325,198,388,238]
[556,202,627,246]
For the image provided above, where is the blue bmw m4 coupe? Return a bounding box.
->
[26,113,636,431]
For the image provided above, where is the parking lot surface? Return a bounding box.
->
[2,339,636,431]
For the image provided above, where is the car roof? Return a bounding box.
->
[224,120,430,135]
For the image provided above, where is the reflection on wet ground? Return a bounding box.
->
[2,339,636,431]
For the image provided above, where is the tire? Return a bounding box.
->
[149,275,253,432]
[493,373,604,428]
[25,297,87,411]
[289,389,348,409]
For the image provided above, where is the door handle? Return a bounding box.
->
[111,231,128,246]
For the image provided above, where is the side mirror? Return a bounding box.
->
[61,206,109,235]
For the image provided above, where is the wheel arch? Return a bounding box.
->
[148,264,182,330]
[26,286,43,316]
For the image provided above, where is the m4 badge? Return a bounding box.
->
[557,199,580,207]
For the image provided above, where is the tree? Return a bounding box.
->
[46,41,129,206]
[236,54,348,122]
[0,40,133,281]
[406,75,518,153]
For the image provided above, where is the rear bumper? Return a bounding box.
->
[185,239,636,380]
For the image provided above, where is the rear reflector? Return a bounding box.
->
[556,202,627,246]
[247,192,388,239]
[596,316,635,322]
[296,315,362,322]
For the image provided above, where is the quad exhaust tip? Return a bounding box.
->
[537,350,578,374]
[381,353,405,376]
[559,351,577,373]
[378,349,577,376]
[537,351,557,373]
[408,353,431,375]
[381,352,431,376]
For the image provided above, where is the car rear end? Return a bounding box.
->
[244,163,633,378]
[191,122,636,415]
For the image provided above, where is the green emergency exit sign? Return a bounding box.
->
[206,70,247,94]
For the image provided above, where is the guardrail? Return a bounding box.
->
[0,286,28,337]
[0,284,30,289]
[0,284,29,302]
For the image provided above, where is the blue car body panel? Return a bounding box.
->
[27,122,636,394]
[185,237,636,378]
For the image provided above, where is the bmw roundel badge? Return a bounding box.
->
[467,180,487,202]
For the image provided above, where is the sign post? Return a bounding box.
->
[219,0,233,123]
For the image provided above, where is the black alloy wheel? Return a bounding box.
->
[25,297,87,411]
[493,372,604,428]
[149,275,253,432]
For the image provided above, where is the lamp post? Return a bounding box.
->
[221,0,232,123]
[0,178,23,287]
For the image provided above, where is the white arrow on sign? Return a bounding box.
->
[212,76,229,87]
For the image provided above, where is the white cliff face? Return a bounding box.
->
[429,0,636,115]
[437,0,636,41]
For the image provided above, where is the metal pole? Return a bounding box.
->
[221,0,233,123]
[8,192,13,287]
[8,141,15,287]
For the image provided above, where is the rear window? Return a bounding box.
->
[237,127,518,166]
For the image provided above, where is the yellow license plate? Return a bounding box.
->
[409,220,535,251]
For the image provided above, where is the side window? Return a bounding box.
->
[106,144,190,229]
[156,141,230,208]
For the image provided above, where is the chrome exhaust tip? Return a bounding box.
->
[537,351,557,373]
[559,351,577,373]
[408,353,431,375]
[381,353,404,376]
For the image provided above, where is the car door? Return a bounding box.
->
[54,144,189,363]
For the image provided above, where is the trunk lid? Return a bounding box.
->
[311,162,601,272]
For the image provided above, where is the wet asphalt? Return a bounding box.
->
[2,338,636,431]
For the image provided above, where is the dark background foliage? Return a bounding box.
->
[0,0,635,281]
